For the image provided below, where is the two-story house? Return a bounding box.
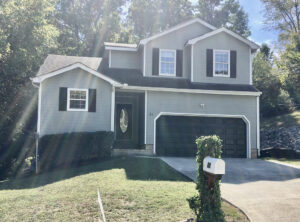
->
[31,18,261,158]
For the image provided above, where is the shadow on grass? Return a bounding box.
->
[0,156,190,190]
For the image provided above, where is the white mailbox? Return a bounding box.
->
[203,156,225,175]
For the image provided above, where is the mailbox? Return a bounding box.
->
[203,156,225,175]
[203,156,225,188]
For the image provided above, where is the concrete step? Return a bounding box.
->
[112,148,153,156]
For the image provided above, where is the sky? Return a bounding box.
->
[239,0,278,46]
[190,0,279,48]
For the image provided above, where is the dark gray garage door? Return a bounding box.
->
[156,116,247,158]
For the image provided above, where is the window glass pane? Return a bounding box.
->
[215,63,221,74]
[70,100,86,109]
[70,90,86,99]
[224,64,228,74]
[160,50,175,75]
[223,53,228,63]
[215,54,222,62]
[162,63,166,73]
[120,108,129,133]
[215,51,229,76]
[69,90,87,110]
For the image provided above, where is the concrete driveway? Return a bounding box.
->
[160,157,300,222]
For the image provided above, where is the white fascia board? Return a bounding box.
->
[140,18,216,45]
[105,46,138,52]
[118,85,262,96]
[187,27,260,50]
[31,63,122,86]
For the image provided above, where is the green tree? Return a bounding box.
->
[55,0,126,56]
[261,0,300,41]
[128,0,193,39]
[278,33,300,104]
[253,46,295,116]
[260,43,273,60]
[0,0,58,179]
[196,0,251,37]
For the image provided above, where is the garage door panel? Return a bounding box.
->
[156,116,246,158]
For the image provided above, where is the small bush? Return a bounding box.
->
[38,131,114,171]
[187,135,225,222]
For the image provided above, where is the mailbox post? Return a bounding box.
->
[203,156,225,188]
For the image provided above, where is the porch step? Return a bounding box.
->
[112,148,153,157]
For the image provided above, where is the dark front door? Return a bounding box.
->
[114,94,140,149]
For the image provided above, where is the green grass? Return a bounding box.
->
[263,157,300,166]
[0,157,248,222]
[261,110,300,130]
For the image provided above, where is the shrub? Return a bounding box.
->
[187,135,225,222]
[38,131,114,171]
[253,51,295,117]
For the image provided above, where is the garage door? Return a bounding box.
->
[156,116,247,158]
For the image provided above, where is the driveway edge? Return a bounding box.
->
[221,197,252,222]
[265,160,300,169]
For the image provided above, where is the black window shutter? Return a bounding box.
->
[59,87,67,111]
[206,49,213,77]
[152,48,159,75]
[230,50,237,78]
[88,89,96,112]
[176,50,183,77]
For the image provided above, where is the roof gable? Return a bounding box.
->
[187,27,259,50]
[140,18,216,45]
[31,63,121,86]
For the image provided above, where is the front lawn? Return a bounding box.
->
[0,157,247,221]
[263,157,300,166]
[261,110,300,130]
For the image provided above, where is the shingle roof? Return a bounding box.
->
[102,68,259,92]
[36,54,259,93]
[36,54,102,76]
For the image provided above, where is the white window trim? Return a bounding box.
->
[67,88,89,111]
[213,49,230,77]
[159,49,176,77]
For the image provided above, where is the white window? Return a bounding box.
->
[67,88,88,111]
[159,49,176,76]
[213,50,230,77]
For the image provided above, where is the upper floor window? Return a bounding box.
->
[159,49,176,76]
[67,88,88,111]
[213,50,230,77]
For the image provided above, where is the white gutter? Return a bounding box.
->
[118,84,262,96]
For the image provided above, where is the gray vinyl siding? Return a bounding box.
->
[145,22,212,78]
[110,50,140,69]
[184,45,191,79]
[146,91,258,149]
[39,68,112,136]
[138,47,144,72]
[193,32,251,84]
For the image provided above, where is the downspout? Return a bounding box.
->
[31,80,40,173]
